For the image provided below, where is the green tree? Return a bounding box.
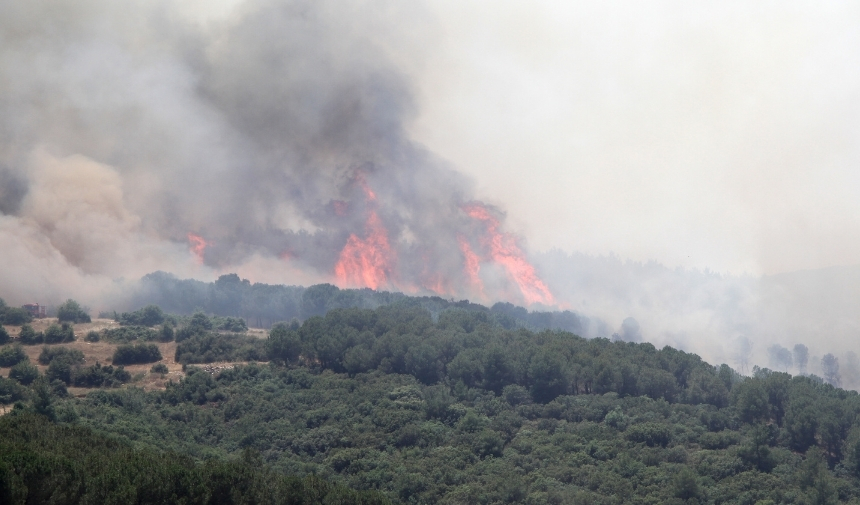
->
[9,361,39,385]
[18,324,43,345]
[56,299,91,323]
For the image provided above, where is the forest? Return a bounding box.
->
[1,288,860,504]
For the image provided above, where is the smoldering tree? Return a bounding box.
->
[734,336,753,375]
[842,351,860,390]
[767,344,792,372]
[821,353,841,387]
[793,344,809,375]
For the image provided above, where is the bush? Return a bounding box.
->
[18,324,43,345]
[38,346,85,365]
[113,343,163,365]
[0,376,26,404]
[101,326,157,343]
[56,299,91,324]
[267,323,301,363]
[0,345,28,367]
[84,330,100,342]
[175,333,267,365]
[0,326,9,345]
[43,323,75,344]
[73,362,131,387]
[119,305,166,327]
[158,323,174,342]
[9,361,39,385]
[151,363,169,374]
[1,307,32,325]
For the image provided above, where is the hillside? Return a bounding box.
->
[1,298,860,503]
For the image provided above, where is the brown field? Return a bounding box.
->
[1,318,267,395]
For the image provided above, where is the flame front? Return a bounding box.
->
[462,203,555,306]
[334,175,393,289]
[188,233,208,265]
[458,234,485,297]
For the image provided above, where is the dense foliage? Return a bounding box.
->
[128,272,598,334]
[0,298,32,325]
[0,413,391,505]
[112,343,163,365]
[56,299,91,324]
[5,297,860,503]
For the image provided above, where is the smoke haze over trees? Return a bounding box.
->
[2,1,860,381]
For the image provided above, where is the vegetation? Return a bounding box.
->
[18,324,43,345]
[0,298,32,325]
[56,299,91,324]
[0,344,27,367]
[4,294,860,503]
[112,343,162,365]
[101,325,158,343]
[0,413,391,504]
[43,322,75,344]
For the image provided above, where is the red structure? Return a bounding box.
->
[23,303,47,318]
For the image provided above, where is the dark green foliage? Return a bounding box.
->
[0,376,26,404]
[84,330,100,342]
[14,301,860,504]
[72,362,131,387]
[0,298,32,325]
[101,325,157,343]
[0,344,27,367]
[56,299,91,323]
[0,413,390,505]
[18,324,43,345]
[175,333,266,364]
[151,363,169,374]
[112,343,162,365]
[8,361,39,385]
[43,322,75,343]
[119,304,166,326]
[267,322,301,364]
[0,325,8,345]
[158,322,174,342]
[38,346,85,365]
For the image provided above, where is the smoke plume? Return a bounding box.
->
[0,0,553,307]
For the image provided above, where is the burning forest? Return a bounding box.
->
[0,0,554,309]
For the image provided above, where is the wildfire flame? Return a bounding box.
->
[188,233,208,265]
[462,203,555,306]
[458,234,485,297]
[334,175,393,289]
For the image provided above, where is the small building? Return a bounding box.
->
[23,303,47,318]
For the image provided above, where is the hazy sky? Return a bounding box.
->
[187,0,860,275]
[408,1,860,276]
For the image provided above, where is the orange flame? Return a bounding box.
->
[187,233,208,265]
[458,234,485,297]
[462,203,555,306]
[334,175,393,289]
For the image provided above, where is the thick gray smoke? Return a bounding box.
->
[0,0,526,305]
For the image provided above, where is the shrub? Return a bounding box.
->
[43,323,75,344]
[56,299,91,324]
[38,346,85,366]
[73,362,131,387]
[0,345,28,367]
[119,305,165,327]
[0,326,9,345]
[151,363,169,374]
[18,324,43,345]
[84,330,100,342]
[101,326,157,343]
[9,361,39,385]
[0,376,26,404]
[1,307,32,325]
[113,343,163,365]
[175,333,267,365]
[158,323,174,342]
